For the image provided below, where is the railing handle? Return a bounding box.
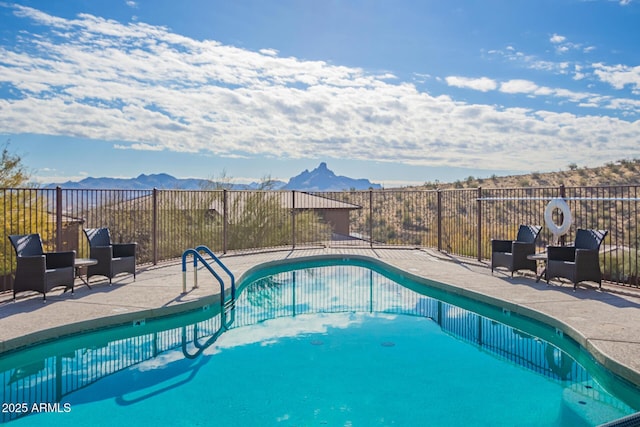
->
[181,249,226,310]
[195,245,236,300]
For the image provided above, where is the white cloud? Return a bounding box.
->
[0,4,639,174]
[114,143,166,151]
[259,48,278,57]
[499,79,539,94]
[488,46,571,75]
[548,34,584,55]
[489,42,638,102]
[457,75,614,108]
[445,76,497,92]
[606,97,640,112]
[592,63,640,93]
[30,172,89,184]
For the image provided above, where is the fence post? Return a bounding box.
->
[369,190,373,248]
[55,186,63,251]
[223,189,228,254]
[437,190,442,251]
[559,184,566,246]
[477,187,482,261]
[292,190,296,249]
[152,188,158,265]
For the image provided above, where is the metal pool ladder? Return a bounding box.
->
[181,245,236,328]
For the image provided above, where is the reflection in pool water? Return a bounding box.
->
[1,259,639,426]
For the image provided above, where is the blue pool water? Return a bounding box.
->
[2,257,640,426]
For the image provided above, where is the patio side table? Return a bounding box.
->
[75,258,98,289]
[527,252,547,283]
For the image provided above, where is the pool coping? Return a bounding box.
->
[0,294,219,354]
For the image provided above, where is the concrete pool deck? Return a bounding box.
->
[1,247,640,387]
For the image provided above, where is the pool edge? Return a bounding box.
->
[0,294,219,355]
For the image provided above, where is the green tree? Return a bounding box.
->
[0,141,28,187]
[227,191,291,250]
[1,142,38,283]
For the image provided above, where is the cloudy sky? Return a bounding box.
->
[1,0,639,187]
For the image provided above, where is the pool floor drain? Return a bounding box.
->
[310,340,324,346]
[381,342,395,347]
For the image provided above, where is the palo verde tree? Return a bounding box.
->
[0,142,28,187]
[0,142,48,283]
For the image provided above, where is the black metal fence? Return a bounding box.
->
[1,184,638,290]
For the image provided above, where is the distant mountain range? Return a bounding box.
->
[47,173,213,191]
[45,162,381,191]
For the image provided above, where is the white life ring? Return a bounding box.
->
[544,198,572,237]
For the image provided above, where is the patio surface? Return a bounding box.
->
[1,247,640,387]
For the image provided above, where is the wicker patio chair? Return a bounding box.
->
[491,225,542,277]
[546,229,608,290]
[83,228,137,285]
[8,234,76,302]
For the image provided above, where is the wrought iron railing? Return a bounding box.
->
[1,184,638,290]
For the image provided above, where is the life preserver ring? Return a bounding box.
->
[544,198,572,237]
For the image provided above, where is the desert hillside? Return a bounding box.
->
[416,159,640,189]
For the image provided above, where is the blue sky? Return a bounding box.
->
[1,0,639,187]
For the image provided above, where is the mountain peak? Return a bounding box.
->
[309,162,336,178]
[284,162,380,191]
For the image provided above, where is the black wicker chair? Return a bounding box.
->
[8,234,75,302]
[83,228,136,285]
[546,229,608,289]
[491,225,542,277]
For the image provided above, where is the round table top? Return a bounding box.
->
[527,252,547,261]
[75,258,98,267]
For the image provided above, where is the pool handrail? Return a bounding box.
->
[194,245,236,301]
[181,249,226,309]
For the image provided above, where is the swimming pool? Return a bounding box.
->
[1,257,639,426]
